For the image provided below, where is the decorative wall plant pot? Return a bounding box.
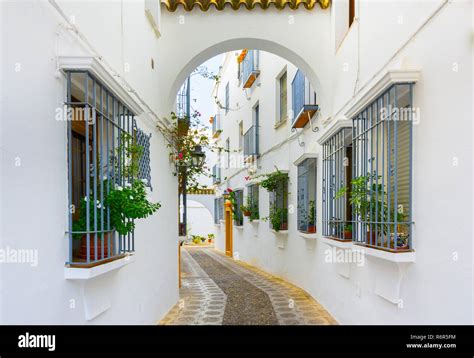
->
[78,234,113,261]
[243,210,251,217]
[389,233,409,250]
[343,230,352,240]
[307,225,316,234]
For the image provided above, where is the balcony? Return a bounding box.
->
[291,69,318,128]
[211,114,221,138]
[241,50,260,89]
[243,125,259,161]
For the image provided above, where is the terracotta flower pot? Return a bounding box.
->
[243,210,251,217]
[343,230,352,240]
[366,230,377,245]
[307,225,316,234]
[78,233,113,261]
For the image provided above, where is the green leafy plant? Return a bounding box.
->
[158,111,230,193]
[249,200,260,221]
[105,180,161,236]
[336,173,406,235]
[255,170,288,192]
[268,207,288,232]
[72,138,161,238]
[308,200,316,226]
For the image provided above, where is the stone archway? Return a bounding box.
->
[156,7,333,119]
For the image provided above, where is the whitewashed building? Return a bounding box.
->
[1,0,472,325]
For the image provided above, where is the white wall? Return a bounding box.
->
[0,0,472,325]
[187,200,215,239]
[212,1,473,324]
[0,0,178,324]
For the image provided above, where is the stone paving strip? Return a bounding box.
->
[189,247,278,325]
[204,249,337,325]
[159,247,337,325]
[159,248,227,325]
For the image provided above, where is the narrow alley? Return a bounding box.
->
[160,247,337,325]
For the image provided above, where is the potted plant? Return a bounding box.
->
[307,200,316,233]
[269,207,288,232]
[240,204,251,217]
[72,179,161,261]
[249,201,260,222]
[343,223,352,240]
[337,174,409,249]
[200,236,206,244]
[72,135,161,261]
[207,233,215,243]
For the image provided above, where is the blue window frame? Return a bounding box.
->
[225,82,229,114]
[66,70,142,265]
[297,158,317,233]
[351,84,414,251]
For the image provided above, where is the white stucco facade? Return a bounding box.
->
[211,2,473,324]
[0,0,472,325]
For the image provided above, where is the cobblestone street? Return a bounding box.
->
[159,247,337,325]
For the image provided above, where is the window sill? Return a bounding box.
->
[353,243,416,263]
[322,236,352,249]
[274,118,287,129]
[248,219,260,224]
[299,232,317,239]
[64,254,135,280]
[271,229,288,235]
[234,225,244,230]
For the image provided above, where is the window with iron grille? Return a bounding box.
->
[244,104,260,159]
[297,158,317,233]
[225,82,229,115]
[225,138,230,168]
[247,184,260,221]
[66,70,141,265]
[279,71,288,123]
[135,127,152,189]
[322,127,352,240]
[233,189,244,226]
[214,198,220,224]
[212,114,221,137]
[269,175,289,231]
[219,197,224,222]
[351,84,413,251]
[238,121,243,151]
[212,164,221,184]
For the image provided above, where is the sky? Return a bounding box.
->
[189,54,224,132]
[182,53,224,187]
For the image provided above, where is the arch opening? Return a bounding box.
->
[168,38,325,114]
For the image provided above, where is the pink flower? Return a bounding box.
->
[245,176,250,181]
[178,152,184,160]
[227,188,233,193]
